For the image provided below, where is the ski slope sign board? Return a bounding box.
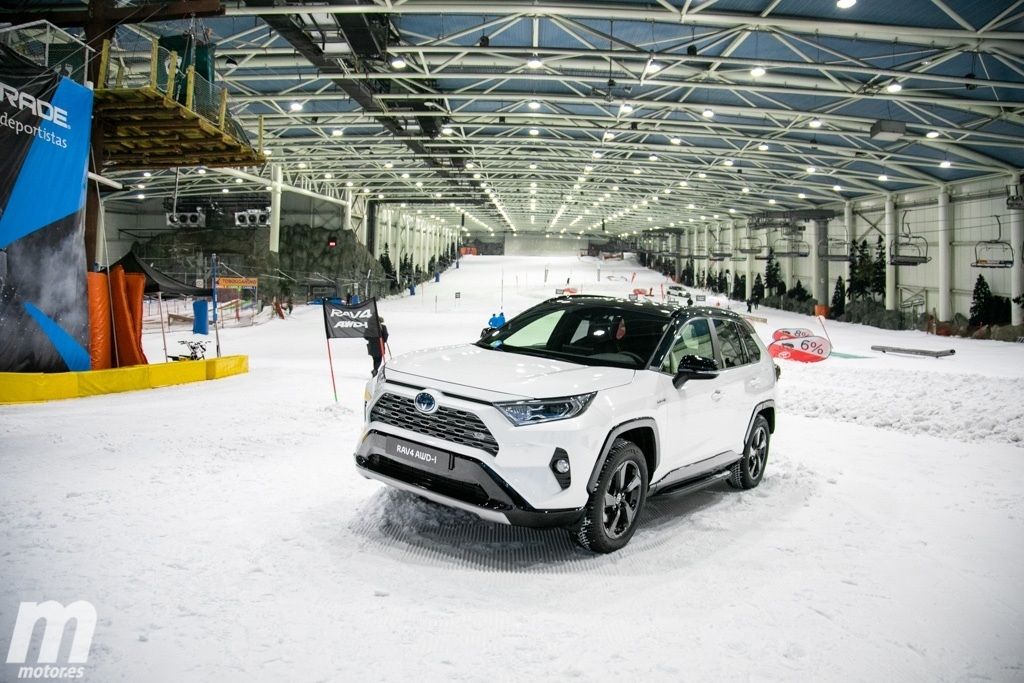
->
[768,335,832,362]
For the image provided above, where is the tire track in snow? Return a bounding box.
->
[346,452,819,575]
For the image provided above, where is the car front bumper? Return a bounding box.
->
[354,431,584,528]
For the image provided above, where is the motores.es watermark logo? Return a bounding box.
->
[6,601,96,679]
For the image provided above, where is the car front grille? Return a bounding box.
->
[370,392,500,456]
[366,454,492,507]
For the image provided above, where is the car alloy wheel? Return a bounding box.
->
[603,460,643,539]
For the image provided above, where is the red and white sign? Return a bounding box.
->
[772,327,814,342]
[768,335,832,363]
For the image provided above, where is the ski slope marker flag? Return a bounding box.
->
[323,299,381,339]
[322,298,382,403]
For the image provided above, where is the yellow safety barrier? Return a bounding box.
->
[0,356,249,404]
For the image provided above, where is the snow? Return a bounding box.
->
[1,254,1023,682]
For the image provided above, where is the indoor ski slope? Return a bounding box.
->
[1,255,1022,682]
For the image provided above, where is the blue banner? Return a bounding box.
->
[0,44,93,372]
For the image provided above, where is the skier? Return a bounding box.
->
[368,317,389,376]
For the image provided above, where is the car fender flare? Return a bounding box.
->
[744,400,776,444]
[586,418,660,493]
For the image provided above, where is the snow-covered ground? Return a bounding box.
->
[2,254,1022,682]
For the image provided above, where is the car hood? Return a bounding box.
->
[386,344,636,399]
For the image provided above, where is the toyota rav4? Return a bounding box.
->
[355,295,777,553]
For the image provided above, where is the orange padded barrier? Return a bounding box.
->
[87,272,112,370]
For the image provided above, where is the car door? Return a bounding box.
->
[652,316,735,481]
[711,318,761,453]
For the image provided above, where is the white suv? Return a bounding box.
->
[665,284,691,305]
[355,295,778,552]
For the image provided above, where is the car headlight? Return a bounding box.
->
[494,392,596,426]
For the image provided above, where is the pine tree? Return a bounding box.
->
[871,235,886,301]
[969,274,993,326]
[830,276,846,318]
[848,239,872,301]
[787,279,810,301]
[752,273,765,301]
[731,274,746,301]
[764,249,780,293]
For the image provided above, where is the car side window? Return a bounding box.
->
[659,317,717,374]
[738,324,762,362]
[713,319,748,368]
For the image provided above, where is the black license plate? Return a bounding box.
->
[385,437,451,472]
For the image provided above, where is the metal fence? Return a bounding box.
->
[0,21,92,84]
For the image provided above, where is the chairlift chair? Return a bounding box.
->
[772,237,810,258]
[679,245,693,258]
[709,241,733,259]
[971,216,1015,269]
[818,236,851,262]
[692,245,709,260]
[890,212,931,266]
[753,245,771,260]
[738,236,763,254]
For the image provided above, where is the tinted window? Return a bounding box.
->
[660,318,717,373]
[479,303,670,369]
[713,319,748,368]
[738,325,762,362]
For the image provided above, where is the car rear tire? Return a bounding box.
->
[729,414,770,489]
[573,438,648,553]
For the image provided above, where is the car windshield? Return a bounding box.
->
[476,302,671,369]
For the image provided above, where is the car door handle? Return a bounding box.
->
[711,390,723,401]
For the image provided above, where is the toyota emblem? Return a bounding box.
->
[413,391,439,415]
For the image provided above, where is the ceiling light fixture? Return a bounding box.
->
[390,56,407,69]
[750,65,766,78]
[702,107,715,118]
[939,160,952,168]
[926,130,940,139]
[441,125,454,135]
[620,103,634,115]
[758,143,769,151]
[878,174,889,182]
[528,100,541,110]
[670,137,681,145]
[833,184,842,191]
[806,166,816,174]
[837,0,856,8]
[331,128,343,137]
[808,117,823,129]
[528,128,540,136]
[886,82,903,93]
[527,56,543,69]
[289,101,303,112]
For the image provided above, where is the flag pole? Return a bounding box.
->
[326,339,338,403]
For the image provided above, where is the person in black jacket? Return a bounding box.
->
[368,318,389,376]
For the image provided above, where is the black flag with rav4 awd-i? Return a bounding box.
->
[322,299,381,339]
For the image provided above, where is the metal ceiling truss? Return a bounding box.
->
[79,0,1024,238]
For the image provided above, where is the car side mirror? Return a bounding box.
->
[673,355,719,388]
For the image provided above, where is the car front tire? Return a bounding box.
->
[573,438,648,553]
[729,414,770,489]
